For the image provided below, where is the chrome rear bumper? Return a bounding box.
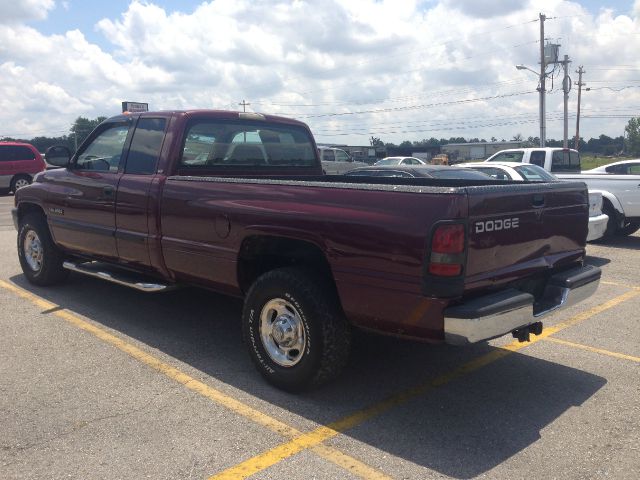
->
[444,265,601,345]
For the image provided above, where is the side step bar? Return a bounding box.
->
[63,261,179,293]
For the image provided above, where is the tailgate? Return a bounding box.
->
[464,181,588,292]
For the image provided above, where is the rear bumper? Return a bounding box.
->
[587,213,608,242]
[443,264,601,345]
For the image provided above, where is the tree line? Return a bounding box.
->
[2,116,640,157]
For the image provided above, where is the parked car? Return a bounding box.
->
[485,148,640,237]
[373,156,427,166]
[583,159,640,175]
[0,142,46,193]
[319,146,367,174]
[345,165,494,180]
[460,162,609,242]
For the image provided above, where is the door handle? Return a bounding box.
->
[103,186,114,196]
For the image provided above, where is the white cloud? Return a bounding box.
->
[1,0,639,145]
[0,0,54,23]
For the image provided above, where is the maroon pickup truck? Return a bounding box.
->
[13,110,600,391]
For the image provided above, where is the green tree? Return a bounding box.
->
[625,118,640,155]
[71,116,107,148]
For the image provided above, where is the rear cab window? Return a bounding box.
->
[487,151,524,163]
[551,150,581,172]
[179,119,317,171]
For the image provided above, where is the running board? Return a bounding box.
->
[63,261,179,293]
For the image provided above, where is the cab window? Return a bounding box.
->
[322,150,336,162]
[530,151,546,167]
[75,124,130,172]
[335,150,350,162]
[179,120,316,169]
[124,118,166,175]
[488,151,524,162]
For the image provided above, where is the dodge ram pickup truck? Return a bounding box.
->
[13,110,601,391]
[485,147,640,237]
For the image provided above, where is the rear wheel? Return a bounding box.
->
[17,213,68,286]
[11,175,32,193]
[242,267,351,392]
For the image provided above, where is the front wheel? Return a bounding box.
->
[242,267,351,392]
[616,220,640,237]
[17,213,68,286]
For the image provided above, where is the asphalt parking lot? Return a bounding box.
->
[0,192,638,480]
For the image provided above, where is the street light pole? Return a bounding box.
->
[562,54,571,149]
[539,13,546,147]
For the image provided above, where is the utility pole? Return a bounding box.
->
[562,54,571,149]
[539,13,546,147]
[574,66,585,150]
[238,100,250,112]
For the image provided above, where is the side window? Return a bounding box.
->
[75,124,130,172]
[488,151,524,162]
[0,146,36,161]
[551,151,567,170]
[606,164,628,174]
[124,118,166,175]
[181,123,217,166]
[179,120,316,169]
[530,151,546,167]
[322,150,335,162]
[335,150,350,162]
[0,146,10,161]
[551,150,579,172]
[629,165,640,174]
[569,151,581,170]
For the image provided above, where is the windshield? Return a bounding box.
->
[514,164,557,181]
[430,169,493,180]
[375,158,399,165]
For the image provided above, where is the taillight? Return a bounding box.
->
[429,224,465,277]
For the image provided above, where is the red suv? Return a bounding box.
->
[0,142,46,193]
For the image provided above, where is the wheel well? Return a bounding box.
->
[602,197,623,224]
[12,173,32,183]
[17,203,46,224]
[238,236,334,294]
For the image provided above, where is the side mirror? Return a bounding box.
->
[45,145,72,167]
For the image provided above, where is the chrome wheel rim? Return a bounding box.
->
[14,178,30,190]
[260,298,306,367]
[23,230,43,272]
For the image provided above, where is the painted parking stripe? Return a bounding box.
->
[543,337,640,363]
[0,280,392,480]
[210,288,640,480]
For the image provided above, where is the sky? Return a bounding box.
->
[1,0,639,146]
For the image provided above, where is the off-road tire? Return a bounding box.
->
[17,213,68,286]
[242,267,351,392]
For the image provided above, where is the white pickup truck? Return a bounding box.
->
[485,148,640,237]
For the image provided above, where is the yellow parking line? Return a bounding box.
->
[210,288,640,480]
[0,280,391,480]
[543,337,640,363]
[601,281,640,290]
